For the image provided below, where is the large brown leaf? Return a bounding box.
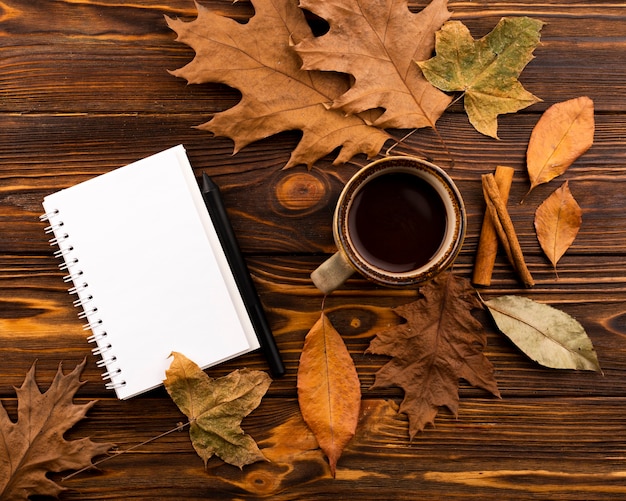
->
[526,96,595,193]
[367,273,500,438]
[295,0,453,130]
[166,0,389,168]
[534,181,582,273]
[297,312,361,477]
[0,360,114,500]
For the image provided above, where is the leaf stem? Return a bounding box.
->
[62,421,190,481]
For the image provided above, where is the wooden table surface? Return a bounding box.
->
[3,0,626,499]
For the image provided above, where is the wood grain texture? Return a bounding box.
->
[2,0,626,499]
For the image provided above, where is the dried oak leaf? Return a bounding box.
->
[166,0,389,168]
[534,181,582,273]
[526,96,595,194]
[0,360,114,500]
[366,272,500,438]
[297,312,361,477]
[164,352,271,469]
[296,0,453,130]
[418,17,544,138]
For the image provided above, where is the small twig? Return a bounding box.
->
[481,173,534,288]
[386,129,419,156]
[62,421,191,481]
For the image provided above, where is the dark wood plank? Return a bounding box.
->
[0,1,625,113]
[1,256,625,400]
[2,0,626,499]
[1,113,625,256]
[1,397,623,500]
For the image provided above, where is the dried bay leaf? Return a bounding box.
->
[297,312,361,477]
[484,296,601,372]
[526,96,595,193]
[534,181,582,273]
[166,0,389,168]
[367,273,500,438]
[0,360,114,500]
[295,0,453,130]
[164,352,271,469]
[418,17,544,138]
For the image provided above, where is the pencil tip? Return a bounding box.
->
[201,172,216,192]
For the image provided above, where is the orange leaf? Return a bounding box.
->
[534,181,582,273]
[297,312,361,477]
[295,0,453,130]
[526,96,594,193]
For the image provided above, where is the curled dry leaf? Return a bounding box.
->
[297,312,361,477]
[164,352,271,469]
[526,96,595,194]
[166,0,389,168]
[367,273,500,438]
[484,295,601,372]
[418,17,544,138]
[0,360,114,500]
[296,0,453,130]
[534,181,582,273]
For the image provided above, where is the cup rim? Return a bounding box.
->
[333,155,466,287]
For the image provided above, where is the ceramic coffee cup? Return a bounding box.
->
[311,156,466,294]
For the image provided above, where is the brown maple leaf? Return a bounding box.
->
[166,0,390,168]
[295,0,453,130]
[0,360,114,500]
[366,272,500,438]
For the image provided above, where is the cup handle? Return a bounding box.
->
[311,251,355,294]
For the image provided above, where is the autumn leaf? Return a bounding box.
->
[418,17,544,138]
[534,181,582,273]
[166,0,389,168]
[484,295,601,372]
[526,96,595,193]
[367,273,500,438]
[164,352,271,469]
[296,0,453,130]
[0,360,114,500]
[297,312,361,477]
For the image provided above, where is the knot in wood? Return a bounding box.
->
[275,172,326,211]
[240,468,283,495]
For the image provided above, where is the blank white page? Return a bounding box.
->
[42,145,259,399]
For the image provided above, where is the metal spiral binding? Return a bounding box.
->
[41,208,127,392]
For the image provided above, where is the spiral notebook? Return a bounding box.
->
[41,145,259,399]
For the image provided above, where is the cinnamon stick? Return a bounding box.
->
[472,166,515,286]
[481,173,535,288]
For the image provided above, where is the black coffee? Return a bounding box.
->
[347,172,447,273]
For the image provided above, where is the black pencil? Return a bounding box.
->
[200,173,285,378]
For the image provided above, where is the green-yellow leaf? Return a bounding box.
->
[164,352,272,469]
[484,296,601,372]
[418,17,544,138]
